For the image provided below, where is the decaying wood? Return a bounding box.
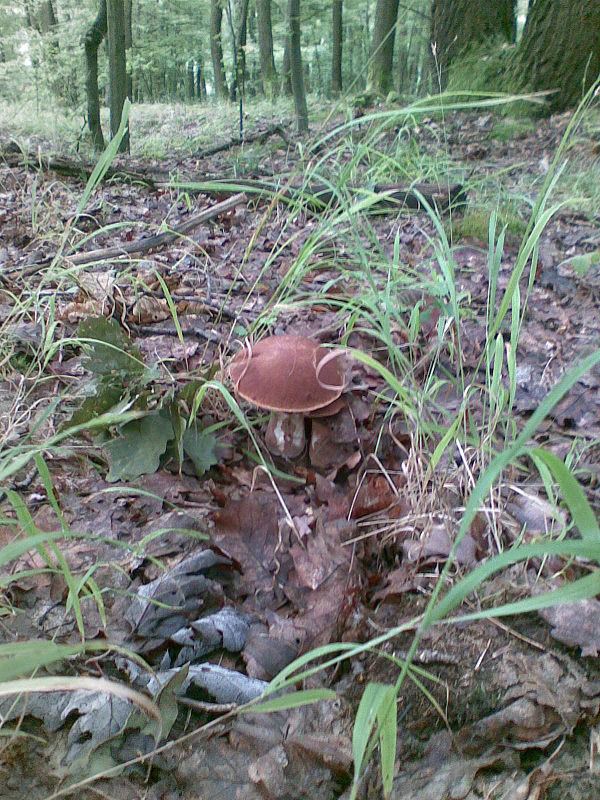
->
[0,141,160,187]
[194,122,291,159]
[196,178,466,212]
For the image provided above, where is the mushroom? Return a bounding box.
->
[229,335,346,458]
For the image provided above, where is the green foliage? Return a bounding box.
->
[104,413,174,481]
[71,316,218,481]
[489,116,536,140]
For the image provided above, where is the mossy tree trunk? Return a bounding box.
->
[84,0,107,150]
[107,0,129,152]
[430,0,514,88]
[331,0,343,95]
[288,0,308,132]
[510,0,600,112]
[210,0,228,100]
[257,0,277,96]
[367,0,400,94]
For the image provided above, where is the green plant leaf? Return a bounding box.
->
[182,425,218,477]
[530,448,600,543]
[567,252,600,275]
[105,414,174,482]
[244,688,336,714]
[377,685,397,799]
[0,641,84,681]
[78,317,145,378]
[352,682,391,790]
[67,383,125,429]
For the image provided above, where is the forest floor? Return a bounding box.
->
[1,99,600,799]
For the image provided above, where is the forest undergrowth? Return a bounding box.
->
[1,89,600,799]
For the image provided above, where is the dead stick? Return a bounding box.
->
[64,192,245,266]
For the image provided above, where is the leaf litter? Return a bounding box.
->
[1,107,600,798]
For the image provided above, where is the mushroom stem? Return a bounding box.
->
[265,412,306,458]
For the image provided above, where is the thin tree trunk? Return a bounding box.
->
[196,55,207,100]
[331,0,343,95]
[210,0,228,99]
[107,0,129,152]
[124,0,132,99]
[281,34,293,95]
[257,0,277,96]
[288,0,308,132]
[230,0,250,101]
[368,0,400,94]
[84,0,107,150]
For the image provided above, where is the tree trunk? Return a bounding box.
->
[288,0,308,132]
[430,0,514,88]
[210,0,228,99]
[510,0,600,113]
[84,0,107,150]
[124,0,132,99]
[257,0,277,96]
[26,0,57,33]
[196,54,207,101]
[107,0,129,152]
[185,59,195,100]
[367,0,400,94]
[331,0,343,95]
[230,0,250,101]
[281,34,293,95]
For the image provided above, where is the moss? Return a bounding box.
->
[489,117,536,141]
[449,206,527,243]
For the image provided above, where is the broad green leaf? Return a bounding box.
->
[182,426,218,477]
[78,317,145,378]
[67,383,124,429]
[105,414,174,481]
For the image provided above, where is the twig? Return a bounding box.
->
[194,123,291,159]
[66,192,246,266]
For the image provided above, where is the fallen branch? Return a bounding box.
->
[2,193,245,279]
[194,123,291,159]
[66,192,246,266]
[0,141,162,187]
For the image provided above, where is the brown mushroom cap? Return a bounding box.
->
[229,335,345,413]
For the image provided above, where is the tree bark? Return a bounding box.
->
[281,34,293,95]
[288,0,308,132]
[196,54,207,100]
[84,0,107,150]
[331,0,343,95]
[367,0,400,94]
[230,0,250,101]
[510,0,600,112]
[107,0,129,152]
[124,0,132,99]
[210,0,228,99]
[430,0,514,88]
[257,0,277,96]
